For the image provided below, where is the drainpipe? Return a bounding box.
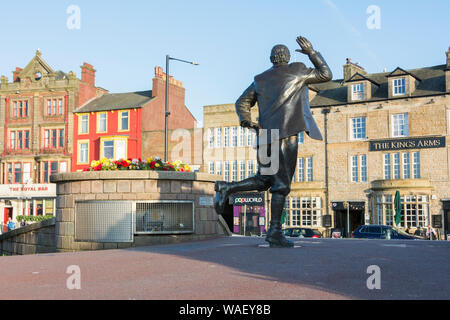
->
[322,108,330,236]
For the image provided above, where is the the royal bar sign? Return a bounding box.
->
[369,136,445,152]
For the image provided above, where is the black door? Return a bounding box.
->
[445,210,450,239]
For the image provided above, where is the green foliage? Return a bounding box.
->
[16,215,54,223]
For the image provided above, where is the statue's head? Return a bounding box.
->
[270,44,290,66]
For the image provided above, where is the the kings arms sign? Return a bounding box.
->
[369,136,445,152]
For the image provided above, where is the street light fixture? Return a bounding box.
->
[164,55,199,162]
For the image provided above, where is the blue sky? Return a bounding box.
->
[0,0,448,125]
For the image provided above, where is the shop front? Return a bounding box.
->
[0,184,56,232]
[229,192,266,236]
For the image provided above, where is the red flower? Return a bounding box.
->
[150,161,156,169]
[94,164,102,171]
[122,161,129,167]
[163,167,168,171]
[83,168,90,172]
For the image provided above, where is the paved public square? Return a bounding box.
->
[0,236,449,300]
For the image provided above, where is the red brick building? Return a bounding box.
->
[72,66,197,171]
[0,50,104,225]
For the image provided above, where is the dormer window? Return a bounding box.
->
[393,77,406,96]
[352,83,364,101]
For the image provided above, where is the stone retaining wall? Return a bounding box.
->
[0,218,56,256]
[51,171,229,252]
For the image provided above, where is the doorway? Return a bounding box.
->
[334,209,364,238]
[3,207,13,233]
[239,206,261,236]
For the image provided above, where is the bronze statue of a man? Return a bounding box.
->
[214,36,332,247]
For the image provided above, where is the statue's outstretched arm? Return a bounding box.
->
[296,36,333,84]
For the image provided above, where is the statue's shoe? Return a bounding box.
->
[265,229,294,248]
[214,181,230,214]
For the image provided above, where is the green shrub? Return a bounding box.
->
[16,215,54,223]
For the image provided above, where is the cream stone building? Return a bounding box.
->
[203,48,450,239]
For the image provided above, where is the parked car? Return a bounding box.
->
[351,224,423,240]
[282,227,322,238]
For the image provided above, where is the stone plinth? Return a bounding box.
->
[50,171,228,252]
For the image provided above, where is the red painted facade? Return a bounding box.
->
[72,107,143,171]
[72,66,197,171]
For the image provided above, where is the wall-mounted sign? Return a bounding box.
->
[0,184,56,199]
[229,192,265,206]
[369,136,445,152]
[198,196,214,206]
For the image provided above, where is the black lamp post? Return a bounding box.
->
[164,55,198,162]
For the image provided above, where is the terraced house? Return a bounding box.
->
[0,50,104,228]
[204,47,450,239]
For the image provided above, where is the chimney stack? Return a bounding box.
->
[80,62,96,87]
[13,67,23,82]
[343,58,366,81]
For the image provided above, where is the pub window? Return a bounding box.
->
[43,161,59,183]
[12,100,29,118]
[384,154,391,180]
[298,158,305,182]
[384,152,420,180]
[401,195,429,228]
[351,83,364,101]
[14,163,22,183]
[392,113,409,137]
[7,163,12,184]
[10,131,16,149]
[375,195,393,226]
[46,99,63,116]
[351,155,358,182]
[23,163,31,183]
[413,152,420,178]
[9,130,30,150]
[393,78,406,96]
[36,200,43,216]
[306,157,313,181]
[298,131,304,144]
[393,153,401,179]
[403,153,411,179]
[350,117,366,140]
[284,197,321,227]
[45,199,54,216]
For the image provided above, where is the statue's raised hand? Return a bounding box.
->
[296,36,314,55]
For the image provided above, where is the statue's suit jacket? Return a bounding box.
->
[235,50,332,142]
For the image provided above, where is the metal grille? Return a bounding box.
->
[135,201,194,234]
[75,201,133,242]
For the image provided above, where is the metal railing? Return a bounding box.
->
[74,200,195,242]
